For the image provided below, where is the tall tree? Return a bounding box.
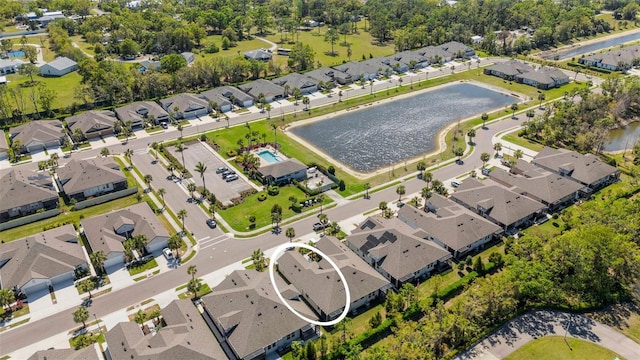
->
[177,209,188,233]
[73,306,89,328]
[396,184,406,201]
[89,251,107,275]
[194,161,208,195]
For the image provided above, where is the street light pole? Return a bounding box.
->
[93,313,103,336]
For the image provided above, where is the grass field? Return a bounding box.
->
[5,71,83,113]
[128,258,159,276]
[504,336,624,360]
[501,129,545,152]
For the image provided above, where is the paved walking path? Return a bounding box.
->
[456,310,640,360]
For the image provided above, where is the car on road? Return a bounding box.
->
[216,166,228,174]
[222,170,236,178]
[225,174,238,182]
[81,299,92,307]
[481,168,491,176]
[313,222,327,231]
[206,218,217,228]
[162,248,174,260]
[451,180,461,188]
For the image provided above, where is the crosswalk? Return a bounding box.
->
[198,234,229,250]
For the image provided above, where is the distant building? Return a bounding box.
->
[0,224,86,296]
[578,44,640,71]
[0,59,23,75]
[181,51,195,65]
[484,60,569,89]
[39,56,78,77]
[258,158,307,185]
[244,49,272,62]
[105,299,226,360]
[81,203,169,269]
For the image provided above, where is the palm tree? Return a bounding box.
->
[157,188,166,209]
[177,124,184,139]
[73,306,89,328]
[338,90,343,102]
[168,233,182,257]
[187,278,202,299]
[100,147,110,157]
[292,87,301,105]
[187,265,198,280]
[396,185,406,201]
[494,142,502,157]
[286,227,296,242]
[89,251,107,275]
[124,148,134,169]
[143,174,153,192]
[78,278,95,298]
[0,288,16,312]
[481,113,489,128]
[538,93,545,109]
[174,143,186,174]
[302,96,310,110]
[363,183,371,199]
[224,113,230,128]
[265,103,272,118]
[370,79,374,94]
[187,182,197,200]
[317,194,325,214]
[480,152,491,168]
[252,249,266,271]
[319,213,329,234]
[134,309,147,326]
[421,187,432,210]
[177,209,187,234]
[467,128,476,145]
[150,142,159,161]
[423,171,433,187]
[271,123,278,148]
[511,103,519,118]
[209,203,216,220]
[132,234,148,254]
[194,162,208,195]
[514,149,524,160]
[453,146,464,162]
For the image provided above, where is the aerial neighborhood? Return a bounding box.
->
[0,0,640,359]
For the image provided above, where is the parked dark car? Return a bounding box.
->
[313,222,326,231]
[206,218,217,228]
[216,166,228,174]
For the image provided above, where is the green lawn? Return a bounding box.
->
[501,129,545,152]
[70,35,96,56]
[264,23,396,69]
[5,71,83,112]
[177,283,212,299]
[198,36,273,63]
[128,258,159,276]
[504,336,624,360]
[218,185,318,231]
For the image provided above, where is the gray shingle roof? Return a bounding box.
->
[348,217,451,283]
[451,178,546,228]
[258,158,307,179]
[28,344,101,360]
[271,73,319,91]
[114,101,169,123]
[532,147,619,187]
[66,111,117,135]
[397,195,501,253]
[0,168,57,213]
[81,203,168,255]
[0,224,85,290]
[57,158,126,196]
[237,79,285,99]
[484,60,532,77]
[581,44,640,68]
[202,86,252,103]
[516,67,569,86]
[105,299,224,360]
[159,93,209,114]
[244,49,272,61]
[489,161,585,205]
[333,60,382,78]
[277,237,391,319]
[203,270,316,359]
[44,56,77,71]
[9,120,64,147]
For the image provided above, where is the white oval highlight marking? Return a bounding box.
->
[268,243,351,326]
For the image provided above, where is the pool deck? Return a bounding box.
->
[253,146,288,167]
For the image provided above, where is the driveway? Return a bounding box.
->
[456,310,640,360]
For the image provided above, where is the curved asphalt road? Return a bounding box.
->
[456,310,640,360]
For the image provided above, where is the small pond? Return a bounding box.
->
[543,32,640,60]
[603,122,640,152]
[291,83,517,172]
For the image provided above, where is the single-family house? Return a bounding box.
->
[483,60,532,80]
[380,54,409,73]
[9,120,65,153]
[181,51,195,65]
[238,79,285,103]
[333,61,380,82]
[578,44,640,71]
[450,178,546,232]
[105,299,226,360]
[515,67,569,89]
[81,203,169,269]
[438,41,475,59]
[202,270,318,360]
[258,158,307,185]
[0,168,58,222]
[244,49,272,62]
[159,93,211,119]
[397,195,501,259]
[114,101,170,126]
[271,73,319,94]
[28,345,102,360]
[0,224,86,296]
[471,35,484,44]
[56,158,127,202]
[489,160,585,212]
[39,56,78,77]
[139,59,162,72]
[277,236,392,321]
[0,59,23,75]
[531,146,620,191]
[200,87,243,111]
[66,110,118,140]
[387,51,430,70]
[347,217,452,288]
[416,45,453,64]
[305,67,352,86]
[0,131,8,160]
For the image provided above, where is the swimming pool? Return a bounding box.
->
[8,51,25,58]
[258,150,283,163]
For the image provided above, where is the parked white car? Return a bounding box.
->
[162,248,174,260]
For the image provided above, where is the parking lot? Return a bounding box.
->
[166,141,255,205]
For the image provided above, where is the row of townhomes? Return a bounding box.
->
[8,147,619,359]
[578,44,640,71]
[4,41,475,155]
[0,157,128,223]
[483,60,570,89]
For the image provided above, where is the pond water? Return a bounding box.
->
[291,83,517,172]
[543,32,640,60]
[603,122,640,152]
